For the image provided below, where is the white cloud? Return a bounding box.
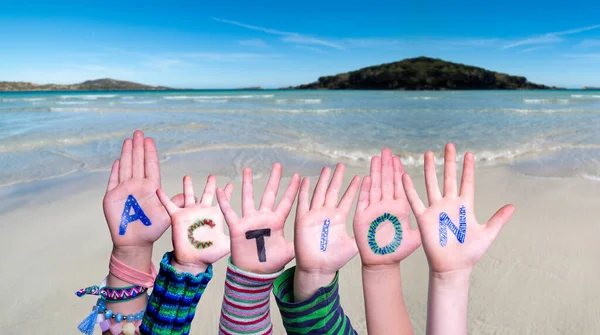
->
[577,39,600,48]
[521,46,553,53]
[504,24,600,49]
[294,46,327,54]
[239,39,270,48]
[213,17,345,50]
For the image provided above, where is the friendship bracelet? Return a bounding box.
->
[109,254,157,288]
[76,284,148,303]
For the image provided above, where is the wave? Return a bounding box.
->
[503,108,591,114]
[1,98,19,102]
[162,94,274,100]
[59,94,117,100]
[571,94,600,99]
[56,101,89,105]
[193,99,228,103]
[582,173,600,182]
[49,107,101,112]
[121,100,158,105]
[264,108,341,114]
[275,99,322,104]
[23,98,47,101]
[121,96,136,100]
[407,96,438,100]
[523,98,570,104]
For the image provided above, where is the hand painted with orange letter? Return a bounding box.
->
[157,175,232,274]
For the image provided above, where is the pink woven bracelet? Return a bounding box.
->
[109,254,157,288]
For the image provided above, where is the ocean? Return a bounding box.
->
[0,90,599,187]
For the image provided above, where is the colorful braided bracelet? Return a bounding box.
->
[76,284,147,303]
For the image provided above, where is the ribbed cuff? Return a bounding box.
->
[140,252,213,335]
[273,266,356,335]
[219,258,283,335]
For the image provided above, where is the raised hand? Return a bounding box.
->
[353,149,422,266]
[402,143,516,275]
[216,163,300,274]
[156,175,232,273]
[103,130,171,254]
[293,164,360,301]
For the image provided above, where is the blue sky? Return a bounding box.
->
[1,0,599,88]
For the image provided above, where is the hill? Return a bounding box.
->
[0,78,172,91]
[288,57,557,90]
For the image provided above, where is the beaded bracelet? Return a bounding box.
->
[96,297,145,335]
[76,284,147,303]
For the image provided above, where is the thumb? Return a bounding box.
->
[485,204,516,243]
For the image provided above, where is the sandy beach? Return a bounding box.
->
[1,152,598,334]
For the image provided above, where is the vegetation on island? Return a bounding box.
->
[288,57,559,90]
[0,78,172,92]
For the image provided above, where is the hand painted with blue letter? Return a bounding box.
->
[402,143,516,275]
[216,164,300,274]
[157,175,232,274]
[103,131,175,251]
[293,164,360,301]
[353,149,422,267]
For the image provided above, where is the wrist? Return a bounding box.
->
[111,245,153,273]
[170,257,208,276]
[362,263,401,273]
[430,268,472,288]
[293,267,336,303]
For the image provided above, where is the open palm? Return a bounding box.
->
[216,163,300,274]
[103,130,171,248]
[157,175,232,268]
[354,149,422,266]
[295,164,360,274]
[402,143,515,274]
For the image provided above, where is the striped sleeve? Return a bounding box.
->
[219,258,283,335]
[273,267,357,335]
[140,252,213,335]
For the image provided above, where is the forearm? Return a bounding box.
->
[362,264,413,335]
[426,270,471,335]
[141,252,213,335]
[219,259,282,335]
[293,268,336,303]
[274,266,357,335]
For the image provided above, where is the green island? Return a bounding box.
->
[287,56,560,90]
[0,78,172,92]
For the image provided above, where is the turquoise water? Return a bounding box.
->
[0,90,599,186]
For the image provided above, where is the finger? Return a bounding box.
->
[485,204,516,243]
[355,176,371,214]
[443,143,458,197]
[402,174,426,216]
[171,193,197,208]
[200,174,217,205]
[156,188,179,215]
[338,175,361,213]
[310,166,331,209]
[424,151,442,205]
[217,187,240,226]
[324,163,346,207]
[183,175,195,207]
[296,177,310,220]
[459,152,475,201]
[106,159,120,192]
[132,130,145,179]
[392,156,406,200]
[275,173,301,218]
[259,163,282,211]
[118,138,133,182]
[242,168,255,216]
[369,156,382,203]
[224,183,234,201]
[381,149,394,200]
[144,137,161,183]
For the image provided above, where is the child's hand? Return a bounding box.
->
[353,149,422,267]
[402,143,515,276]
[157,175,232,274]
[293,164,360,301]
[103,131,173,258]
[216,163,300,274]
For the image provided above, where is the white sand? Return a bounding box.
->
[1,160,599,334]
